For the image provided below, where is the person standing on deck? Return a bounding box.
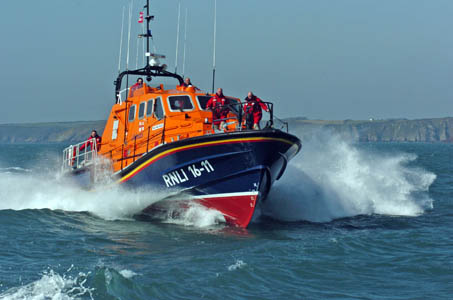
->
[206,88,230,130]
[80,130,102,152]
[243,92,269,130]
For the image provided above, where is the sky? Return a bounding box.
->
[1,0,453,124]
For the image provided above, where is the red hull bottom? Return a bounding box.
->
[193,192,259,228]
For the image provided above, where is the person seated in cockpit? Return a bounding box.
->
[182,77,200,90]
[176,99,185,111]
[130,77,143,96]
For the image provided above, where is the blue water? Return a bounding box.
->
[0,135,452,299]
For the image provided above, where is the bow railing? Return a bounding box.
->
[61,138,98,173]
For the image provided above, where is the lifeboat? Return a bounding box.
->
[61,0,301,228]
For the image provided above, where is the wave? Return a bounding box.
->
[227,260,247,271]
[0,168,224,227]
[0,167,32,174]
[0,170,168,221]
[0,265,141,300]
[262,132,436,223]
[162,202,225,227]
[0,268,93,300]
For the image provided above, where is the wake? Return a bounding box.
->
[0,170,165,221]
[0,166,225,227]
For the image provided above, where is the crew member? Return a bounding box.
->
[243,92,269,130]
[80,130,102,152]
[183,77,193,87]
[130,78,143,96]
[182,77,199,90]
[206,88,229,130]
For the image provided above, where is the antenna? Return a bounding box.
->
[126,0,133,71]
[175,0,181,73]
[142,20,145,66]
[124,0,133,145]
[135,35,140,69]
[118,6,126,74]
[211,0,217,93]
[182,8,188,78]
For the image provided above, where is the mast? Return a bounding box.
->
[145,0,151,66]
[114,0,184,102]
[175,1,181,73]
[118,6,126,74]
[182,8,188,78]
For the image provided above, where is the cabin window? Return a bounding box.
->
[168,95,194,112]
[128,104,136,122]
[138,102,146,119]
[146,99,154,117]
[154,97,164,120]
[112,120,119,140]
[196,96,211,110]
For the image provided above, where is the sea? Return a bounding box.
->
[0,133,452,299]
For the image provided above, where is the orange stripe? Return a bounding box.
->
[118,136,295,183]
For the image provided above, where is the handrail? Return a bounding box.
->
[116,88,130,104]
[61,138,98,173]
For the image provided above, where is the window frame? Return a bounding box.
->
[128,104,136,122]
[146,98,154,117]
[138,102,146,120]
[154,96,164,120]
[196,95,212,111]
[167,95,195,112]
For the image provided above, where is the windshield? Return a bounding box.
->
[197,96,211,110]
[168,95,194,112]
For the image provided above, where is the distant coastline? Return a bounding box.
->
[0,117,452,144]
[0,120,105,144]
[287,117,453,143]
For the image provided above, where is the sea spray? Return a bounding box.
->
[263,132,436,222]
[0,170,169,221]
[0,265,143,300]
[0,269,94,300]
[162,202,225,227]
[0,165,225,227]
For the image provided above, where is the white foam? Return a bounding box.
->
[263,132,436,222]
[163,202,225,228]
[0,170,170,221]
[0,167,32,174]
[0,165,226,226]
[118,269,138,279]
[227,260,246,271]
[0,269,93,300]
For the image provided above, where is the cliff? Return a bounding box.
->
[1,117,452,144]
[0,121,105,144]
[286,117,453,143]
